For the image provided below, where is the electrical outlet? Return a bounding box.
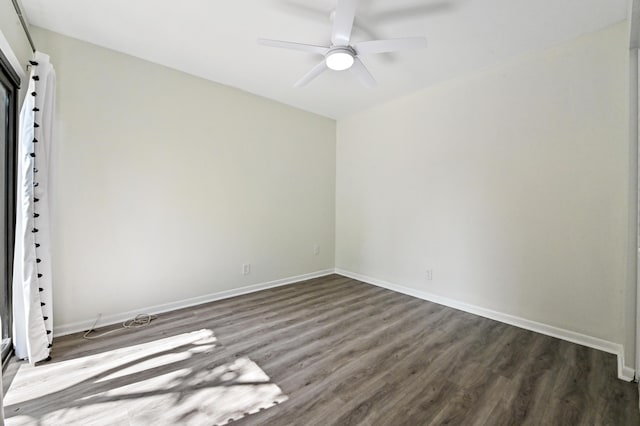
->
[426,269,433,281]
[242,263,251,275]
[313,244,320,256]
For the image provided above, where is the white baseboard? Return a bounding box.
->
[54,269,335,337]
[335,268,635,382]
[54,266,635,381]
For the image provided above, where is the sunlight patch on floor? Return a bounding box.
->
[4,329,288,425]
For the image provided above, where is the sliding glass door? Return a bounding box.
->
[0,50,19,366]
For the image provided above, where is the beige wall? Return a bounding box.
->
[32,27,336,328]
[336,23,632,368]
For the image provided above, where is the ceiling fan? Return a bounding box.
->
[258,0,428,88]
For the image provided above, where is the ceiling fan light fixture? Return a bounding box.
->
[325,49,354,71]
[259,0,428,87]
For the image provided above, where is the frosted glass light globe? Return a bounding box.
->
[326,50,354,71]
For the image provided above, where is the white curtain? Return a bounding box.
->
[12,52,56,364]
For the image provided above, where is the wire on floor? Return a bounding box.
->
[83,313,158,340]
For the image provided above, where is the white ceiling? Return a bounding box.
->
[21,0,628,119]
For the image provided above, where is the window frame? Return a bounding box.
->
[0,47,20,368]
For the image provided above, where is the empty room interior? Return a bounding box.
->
[2,0,640,424]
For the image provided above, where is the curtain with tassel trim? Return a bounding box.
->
[12,52,56,363]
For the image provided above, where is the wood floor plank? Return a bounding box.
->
[3,274,638,425]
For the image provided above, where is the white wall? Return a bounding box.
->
[32,27,336,329]
[337,23,632,367]
[627,47,638,377]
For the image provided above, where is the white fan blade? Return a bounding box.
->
[331,0,358,46]
[281,0,327,20]
[350,57,376,88]
[283,1,380,42]
[353,37,427,55]
[294,60,328,87]
[369,2,451,23]
[258,39,329,55]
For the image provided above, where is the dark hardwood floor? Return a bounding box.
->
[3,274,639,425]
